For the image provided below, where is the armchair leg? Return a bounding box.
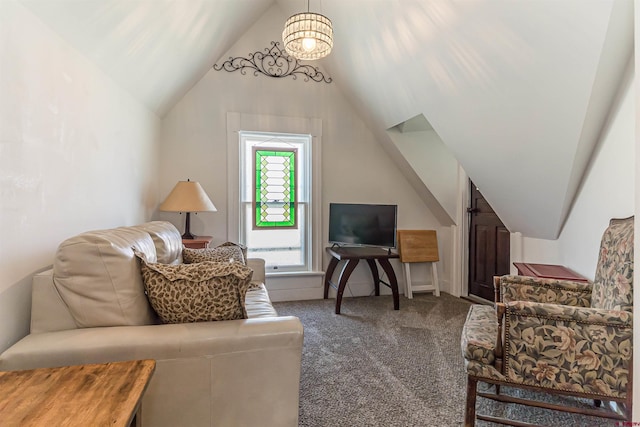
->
[465,376,478,427]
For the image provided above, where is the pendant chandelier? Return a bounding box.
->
[282,0,333,61]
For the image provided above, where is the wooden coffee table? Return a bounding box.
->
[0,359,155,427]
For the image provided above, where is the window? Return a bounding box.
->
[239,131,312,272]
[253,148,297,229]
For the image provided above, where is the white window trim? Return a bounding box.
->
[226,112,323,274]
[239,131,310,272]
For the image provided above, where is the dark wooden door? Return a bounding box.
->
[468,181,510,301]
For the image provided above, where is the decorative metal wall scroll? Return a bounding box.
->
[213,41,332,83]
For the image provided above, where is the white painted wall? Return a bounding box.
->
[0,1,161,353]
[388,128,459,223]
[158,3,446,300]
[557,60,635,278]
[511,235,560,272]
[517,61,635,279]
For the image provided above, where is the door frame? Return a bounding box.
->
[454,170,520,298]
[451,165,470,298]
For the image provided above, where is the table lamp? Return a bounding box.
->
[159,180,217,239]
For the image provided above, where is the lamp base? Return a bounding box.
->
[182,212,196,239]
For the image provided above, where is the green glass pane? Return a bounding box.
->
[253,148,298,229]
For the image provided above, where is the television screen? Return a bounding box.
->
[329,203,398,248]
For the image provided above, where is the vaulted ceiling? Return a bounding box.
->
[19,0,634,239]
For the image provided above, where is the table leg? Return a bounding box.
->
[378,258,399,310]
[365,259,380,296]
[324,257,340,299]
[335,259,360,314]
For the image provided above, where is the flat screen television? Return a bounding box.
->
[328,203,398,248]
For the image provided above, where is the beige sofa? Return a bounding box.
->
[0,221,304,427]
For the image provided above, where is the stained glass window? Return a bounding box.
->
[253,148,297,229]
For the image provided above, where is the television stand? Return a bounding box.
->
[324,246,400,314]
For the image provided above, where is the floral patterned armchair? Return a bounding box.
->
[461,216,633,426]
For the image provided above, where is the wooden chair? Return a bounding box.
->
[397,230,440,298]
[461,216,634,426]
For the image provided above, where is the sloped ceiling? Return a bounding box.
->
[18,0,634,239]
[20,0,273,117]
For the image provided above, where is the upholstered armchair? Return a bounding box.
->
[461,216,634,426]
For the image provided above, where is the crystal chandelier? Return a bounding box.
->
[282,0,333,61]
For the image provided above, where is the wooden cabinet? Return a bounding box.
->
[182,236,212,249]
[513,262,589,282]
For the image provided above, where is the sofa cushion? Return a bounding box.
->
[53,227,158,328]
[183,245,245,265]
[138,256,253,324]
[245,283,278,318]
[133,221,183,264]
[246,258,266,289]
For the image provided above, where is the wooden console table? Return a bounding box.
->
[513,262,589,282]
[0,359,156,427]
[324,246,400,314]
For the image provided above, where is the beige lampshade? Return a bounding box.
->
[159,180,217,213]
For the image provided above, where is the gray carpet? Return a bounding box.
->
[273,294,617,427]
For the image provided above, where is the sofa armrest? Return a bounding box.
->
[247,258,266,285]
[0,316,302,370]
[498,275,593,306]
[1,316,303,427]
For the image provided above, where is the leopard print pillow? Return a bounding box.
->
[219,241,248,261]
[137,255,253,324]
[183,245,245,265]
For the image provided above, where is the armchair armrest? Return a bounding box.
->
[498,300,632,397]
[497,275,593,306]
[505,300,631,327]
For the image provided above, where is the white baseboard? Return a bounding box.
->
[267,279,399,302]
[268,287,325,302]
[267,277,453,302]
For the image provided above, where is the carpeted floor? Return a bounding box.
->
[274,294,617,427]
